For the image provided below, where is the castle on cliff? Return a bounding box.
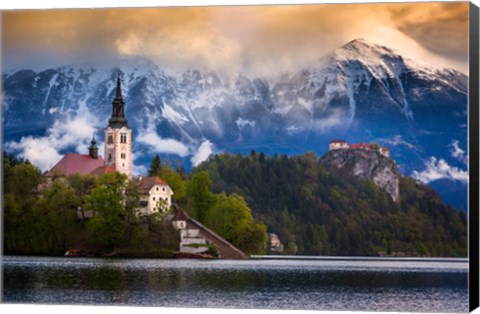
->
[329,139,390,157]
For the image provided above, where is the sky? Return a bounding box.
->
[1,1,470,75]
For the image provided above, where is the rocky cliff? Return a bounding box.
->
[320,149,400,202]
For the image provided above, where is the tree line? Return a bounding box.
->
[4,151,177,257]
[193,150,467,257]
[3,151,267,257]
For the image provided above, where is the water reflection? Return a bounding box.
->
[2,256,468,312]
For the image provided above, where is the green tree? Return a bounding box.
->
[34,178,80,254]
[204,193,267,255]
[186,171,217,222]
[86,172,128,250]
[67,174,97,219]
[416,242,430,256]
[148,154,162,176]
[161,166,186,203]
[3,162,42,254]
[123,180,143,246]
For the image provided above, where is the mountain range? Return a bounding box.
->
[2,38,469,210]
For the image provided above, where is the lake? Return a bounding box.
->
[2,255,468,312]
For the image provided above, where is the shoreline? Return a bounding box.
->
[250,255,469,263]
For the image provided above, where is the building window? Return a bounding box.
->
[156,187,159,191]
[153,197,156,201]
[107,134,113,144]
[121,153,126,159]
[120,134,127,144]
[108,153,112,162]
[162,187,165,192]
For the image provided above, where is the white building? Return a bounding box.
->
[135,176,174,215]
[329,139,350,150]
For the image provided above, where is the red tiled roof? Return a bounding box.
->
[350,142,372,149]
[90,165,116,177]
[135,176,168,194]
[45,154,105,177]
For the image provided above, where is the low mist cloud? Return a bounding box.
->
[136,125,190,157]
[191,140,215,167]
[5,115,99,172]
[411,157,468,184]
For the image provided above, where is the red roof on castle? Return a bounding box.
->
[351,142,372,149]
[45,154,105,177]
[330,139,347,143]
[135,176,169,194]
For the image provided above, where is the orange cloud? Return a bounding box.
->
[2,2,469,74]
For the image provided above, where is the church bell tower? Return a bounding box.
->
[104,74,132,180]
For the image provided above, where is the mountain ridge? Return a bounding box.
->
[2,38,468,210]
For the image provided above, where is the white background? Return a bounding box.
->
[0,1,479,314]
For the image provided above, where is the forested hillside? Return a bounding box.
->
[194,151,467,257]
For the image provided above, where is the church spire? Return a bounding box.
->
[115,73,123,100]
[108,72,128,128]
[89,135,98,159]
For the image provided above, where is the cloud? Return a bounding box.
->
[389,3,468,62]
[191,140,214,167]
[3,3,468,74]
[6,137,63,172]
[5,115,99,172]
[411,157,468,184]
[136,125,190,157]
[311,108,346,132]
[379,135,417,151]
[49,116,96,153]
[449,139,468,165]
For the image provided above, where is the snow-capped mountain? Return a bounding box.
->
[2,39,469,210]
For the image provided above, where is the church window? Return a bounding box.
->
[121,153,126,159]
[108,153,112,162]
[107,134,113,144]
[120,134,127,143]
[162,187,165,192]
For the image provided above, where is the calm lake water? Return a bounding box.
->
[2,255,468,312]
